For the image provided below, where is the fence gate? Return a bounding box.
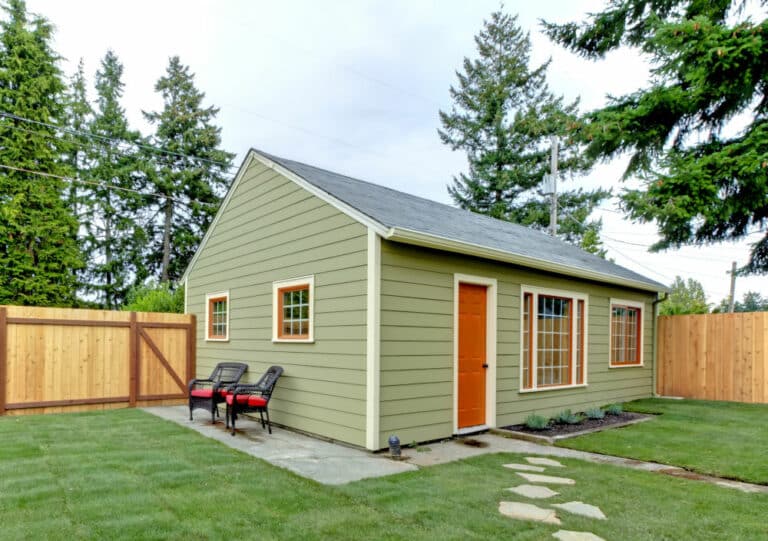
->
[0,305,196,416]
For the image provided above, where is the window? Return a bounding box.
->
[521,287,587,391]
[206,291,229,341]
[610,300,644,366]
[273,276,314,342]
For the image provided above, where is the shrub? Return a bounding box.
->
[123,282,184,313]
[585,407,606,420]
[554,409,582,425]
[525,414,550,430]
[605,403,623,416]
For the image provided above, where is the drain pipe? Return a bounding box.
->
[651,292,668,397]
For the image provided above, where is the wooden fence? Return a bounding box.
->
[0,305,195,416]
[657,312,768,403]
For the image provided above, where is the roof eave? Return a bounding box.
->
[386,227,669,294]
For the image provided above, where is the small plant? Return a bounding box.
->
[585,407,606,420]
[525,413,550,430]
[554,409,582,425]
[605,403,623,416]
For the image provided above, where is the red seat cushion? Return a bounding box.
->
[247,396,267,408]
[218,389,229,397]
[190,389,213,398]
[225,393,250,406]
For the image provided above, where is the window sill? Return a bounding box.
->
[205,337,229,342]
[272,338,315,344]
[519,383,588,394]
[609,363,644,369]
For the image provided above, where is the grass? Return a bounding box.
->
[558,398,768,484]
[0,409,767,540]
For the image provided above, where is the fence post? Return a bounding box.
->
[129,312,138,407]
[0,307,6,415]
[186,314,196,386]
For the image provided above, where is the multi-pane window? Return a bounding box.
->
[279,286,310,338]
[610,301,643,366]
[273,276,314,342]
[521,288,587,390]
[206,292,229,341]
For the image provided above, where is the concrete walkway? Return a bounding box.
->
[143,406,416,484]
[144,406,768,493]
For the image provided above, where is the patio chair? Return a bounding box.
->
[226,365,283,436]
[188,362,248,423]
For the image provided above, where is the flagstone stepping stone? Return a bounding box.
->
[517,472,576,485]
[552,530,606,541]
[506,484,559,499]
[526,457,565,468]
[552,501,607,520]
[503,463,546,472]
[498,501,560,525]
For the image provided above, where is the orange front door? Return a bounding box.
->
[458,283,487,428]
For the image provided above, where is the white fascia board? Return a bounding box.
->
[251,151,389,237]
[180,151,257,283]
[386,227,668,294]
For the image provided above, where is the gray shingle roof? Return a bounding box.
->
[257,150,667,292]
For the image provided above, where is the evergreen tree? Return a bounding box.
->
[659,276,709,315]
[143,56,234,282]
[61,58,92,217]
[544,1,768,273]
[0,0,83,306]
[439,10,608,245]
[83,50,147,308]
[714,291,768,313]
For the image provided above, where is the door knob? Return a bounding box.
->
[482,363,489,368]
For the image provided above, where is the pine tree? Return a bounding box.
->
[83,50,147,308]
[61,58,92,217]
[544,1,768,273]
[143,56,234,283]
[0,0,83,306]
[439,10,608,245]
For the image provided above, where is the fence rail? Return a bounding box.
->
[657,312,768,403]
[0,305,195,416]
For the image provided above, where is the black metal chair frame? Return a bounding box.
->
[226,365,283,436]
[188,362,248,423]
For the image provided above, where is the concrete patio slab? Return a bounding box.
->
[143,406,416,485]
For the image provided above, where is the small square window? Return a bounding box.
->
[273,276,314,342]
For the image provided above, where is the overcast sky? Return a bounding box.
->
[27,0,766,304]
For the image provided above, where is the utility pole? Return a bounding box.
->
[549,135,558,236]
[727,261,737,313]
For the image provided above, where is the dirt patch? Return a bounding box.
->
[458,437,489,448]
[502,412,647,438]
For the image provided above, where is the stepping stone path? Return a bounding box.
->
[526,457,565,468]
[517,472,576,485]
[503,463,546,472]
[499,501,561,525]
[498,456,607,539]
[552,501,607,520]
[506,484,559,499]
[553,530,606,541]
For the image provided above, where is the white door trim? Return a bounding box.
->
[453,273,497,434]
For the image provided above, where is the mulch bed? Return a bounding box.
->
[502,411,647,437]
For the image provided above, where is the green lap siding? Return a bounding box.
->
[186,160,368,447]
[378,241,657,448]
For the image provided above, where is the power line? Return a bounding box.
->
[0,164,219,208]
[0,111,239,173]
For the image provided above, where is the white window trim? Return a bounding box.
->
[519,285,589,392]
[272,275,315,343]
[453,273,497,434]
[609,298,645,368]
[205,290,230,342]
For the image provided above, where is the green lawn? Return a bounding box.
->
[1,409,767,540]
[558,398,768,484]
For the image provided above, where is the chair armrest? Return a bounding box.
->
[188,378,214,391]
